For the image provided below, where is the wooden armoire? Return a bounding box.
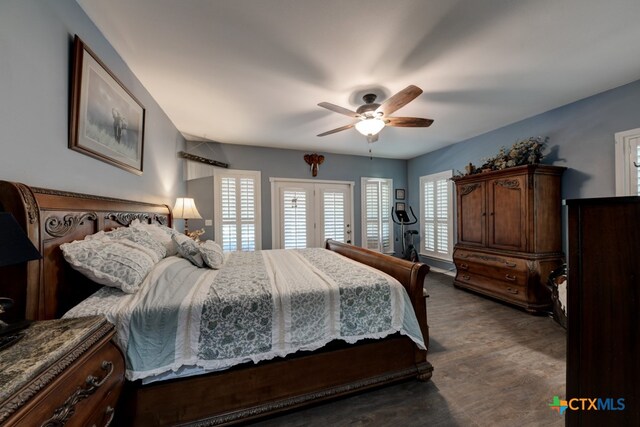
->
[451,164,565,312]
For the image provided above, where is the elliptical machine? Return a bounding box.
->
[391,205,419,262]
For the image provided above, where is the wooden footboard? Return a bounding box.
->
[0,181,433,426]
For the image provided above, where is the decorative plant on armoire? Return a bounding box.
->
[457,136,548,176]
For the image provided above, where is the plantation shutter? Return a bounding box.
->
[420,171,453,260]
[423,181,435,253]
[361,178,393,253]
[322,190,345,242]
[215,170,261,251]
[283,189,307,249]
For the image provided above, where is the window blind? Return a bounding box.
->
[216,171,260,251]
[420,171,453,260]
[361,178,393,253]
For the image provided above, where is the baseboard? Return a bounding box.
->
[427,266,456,277]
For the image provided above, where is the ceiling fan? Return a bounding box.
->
[317,85,433,143]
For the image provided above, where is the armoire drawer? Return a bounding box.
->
[455,271,527,303]
[455,249,528,272]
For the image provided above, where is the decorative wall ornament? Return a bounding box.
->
[303,153,325,177]
[178,151,229,168]
[45,213,97,238]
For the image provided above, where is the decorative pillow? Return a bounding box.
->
[60,238,159,294]
[105,226,167,260]
[172,233,204,267]
[199,240,225,269]
[130,219,179,256]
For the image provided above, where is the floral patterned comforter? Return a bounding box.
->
[64,248,425,381]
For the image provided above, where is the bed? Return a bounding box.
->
[0,180,433,426]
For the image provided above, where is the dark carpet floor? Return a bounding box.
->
[251,271,567,426]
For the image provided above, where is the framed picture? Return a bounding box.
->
[395,202,406,212]
[69,35,145,175]
[395,188,405,200]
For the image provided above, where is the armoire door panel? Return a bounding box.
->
[488,176,527,251]
[457,182,485,246]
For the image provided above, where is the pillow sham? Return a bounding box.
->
[104,226,167,260]
[130,219,179,256]
[60,237,159,294]
[199,240,225,269]
[172,233,204,267]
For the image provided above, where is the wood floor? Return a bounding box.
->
[252,271,567,426]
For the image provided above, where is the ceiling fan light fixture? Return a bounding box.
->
[355,117,385,136]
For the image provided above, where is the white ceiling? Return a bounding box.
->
[76,0,640,159]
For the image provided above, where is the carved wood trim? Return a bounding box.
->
[44,213,98,238]
[15,183,39,224]
[40,360,114,427]
[187,366,422,426]
[31,187,167,209]
[0,321,113,423]
[459,183,481,196]
[153,214,169,226]
[105,212,150,226]
[494,179,520,189]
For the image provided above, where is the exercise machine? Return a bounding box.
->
[392,205,419,262]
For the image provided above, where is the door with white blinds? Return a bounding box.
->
[271,179,353,249]
[214,170,261,251]
[420,170,453,260]
[361,178,393,253]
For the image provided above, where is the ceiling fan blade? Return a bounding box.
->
[366,133,379,143]
[318,102,360,118]
[376,85,423,116]
[385,117,434,127]
[317,123,355,137]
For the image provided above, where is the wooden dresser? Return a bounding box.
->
[566,196,639,426]
[0,316,125,426]
[451,164,565,312]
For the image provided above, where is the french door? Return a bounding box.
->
[271,179,353,249]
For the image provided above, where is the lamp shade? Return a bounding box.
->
[172,198,202,220]
[355,117,386,136]
[0,212,41,268]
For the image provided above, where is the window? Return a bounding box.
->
[420,170,453,261]
[214,169,261,251]
[361,177,393,253]
[615,128,640,196]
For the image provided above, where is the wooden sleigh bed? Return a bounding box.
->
[0,180,433,426]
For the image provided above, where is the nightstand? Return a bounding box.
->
[0,316,125,426]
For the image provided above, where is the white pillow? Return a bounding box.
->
[199,240,225,269]
[60,238,160,293]
[106,226,167,260]
[130,219,178,256]
[172,233,204,267]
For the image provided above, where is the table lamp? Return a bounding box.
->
[0,212,42,350]
[172,197,202,234]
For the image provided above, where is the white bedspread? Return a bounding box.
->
[65,248,425,381]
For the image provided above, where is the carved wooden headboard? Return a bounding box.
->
[0,181,172,321]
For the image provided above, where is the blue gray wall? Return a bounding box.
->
[408,78,640,270]
[0,0,185,204]
[186,141,408,252]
